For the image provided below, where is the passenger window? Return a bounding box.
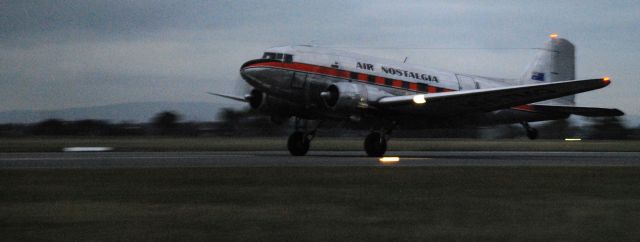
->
[284,54,293,63]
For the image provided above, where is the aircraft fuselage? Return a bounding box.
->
[226,36,620,156]
[240,45,564,128]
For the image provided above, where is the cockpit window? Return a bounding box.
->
[284,54,293,63]
[262,52,294,63]
[262,52,276,59]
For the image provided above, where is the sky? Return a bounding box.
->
[1,0,639,115]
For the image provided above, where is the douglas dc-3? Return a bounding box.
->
[211,34,623,156]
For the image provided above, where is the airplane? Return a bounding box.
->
[210,34,623,157]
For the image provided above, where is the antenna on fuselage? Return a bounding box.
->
[403,57,408,63]
[328,46,538,50]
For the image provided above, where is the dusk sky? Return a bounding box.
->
[2,1,638,115]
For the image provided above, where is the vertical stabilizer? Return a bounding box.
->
[520,34,575,104]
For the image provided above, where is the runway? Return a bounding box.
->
[1,151,639,168]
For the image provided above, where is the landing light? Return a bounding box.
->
[413,95,426,104]
[549,33,559,39]
[379,157,400,163]
[564,138,582,142]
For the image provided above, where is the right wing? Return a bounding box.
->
[530,104,624,117]
[376,78,611,117]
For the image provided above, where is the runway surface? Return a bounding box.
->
[1,151,639,168]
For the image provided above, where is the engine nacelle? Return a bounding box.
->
[320,82,372,115]
[247,89,265,110]
[247,89,298,118]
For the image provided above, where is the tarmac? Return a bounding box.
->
[1,151,639,168]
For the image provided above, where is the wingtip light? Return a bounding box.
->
[602,76,611,84]
[549,33,559,39]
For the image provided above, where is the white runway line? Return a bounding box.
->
[63,147,113,152]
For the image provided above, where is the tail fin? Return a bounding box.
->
[520,34,575,104]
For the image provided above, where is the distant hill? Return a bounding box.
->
[0,102,237,124]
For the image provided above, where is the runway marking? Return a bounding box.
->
[63,147,113,152]
[0,154,257,161]
[1,151,639,168]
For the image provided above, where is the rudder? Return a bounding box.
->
[519,34,575,104]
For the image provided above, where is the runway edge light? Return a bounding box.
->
[379,157,400,163]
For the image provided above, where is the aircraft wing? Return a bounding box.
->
[375,78,611,117]
[529,104,624,117]
[207,92,247,102]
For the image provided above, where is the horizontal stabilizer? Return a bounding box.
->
[530,104,624,117]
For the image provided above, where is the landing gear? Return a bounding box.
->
[364,132,387,157]
[287,131,311,156]
[286,118,320,156]
[521,122,539,140]
[364,123,393,157]
[527,128,539,140]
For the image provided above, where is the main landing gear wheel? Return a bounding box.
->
[287,131,311,156]
[364,132,387,157]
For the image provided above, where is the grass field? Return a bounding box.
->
[2,167,640,241]
[2,138,639,240]
[2,137,640,152]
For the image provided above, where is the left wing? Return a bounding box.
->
[375,78,611,117]
[207,92,247,102]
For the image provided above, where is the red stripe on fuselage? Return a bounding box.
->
[357,73,368,81]
[375,76,385,85]
[244,61,453,93]
[409,82,418,91]
[513,105,536,112]
[245,60,538,113]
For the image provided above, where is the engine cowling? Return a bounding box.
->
[247,89,265,110]
[247,89,298,119]
[320,82,370,114]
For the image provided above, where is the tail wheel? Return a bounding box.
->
[364,132,387,157]
[287,131,310,156]
[526,128,539,140]
[521,122,539,140]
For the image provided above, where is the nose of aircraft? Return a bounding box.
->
[240,66,258,84]
[239,60,266,89]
